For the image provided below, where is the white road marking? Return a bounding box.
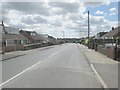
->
[0,61,42,87]
[48,48,64,58]
[0,47,65,87]
[90,64,108,88]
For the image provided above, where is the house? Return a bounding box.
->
[101,27,120,39]
[20,30,47,44]
[45,34,57,45]
[37,34,57,45]
[97,27,120,60]
[38,34,50,43]
[1,23,28,52]
[95,32,108,39]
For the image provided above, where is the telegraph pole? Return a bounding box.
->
[88,11,90,48]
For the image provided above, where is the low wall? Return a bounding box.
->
[16,44,24,50]
[116,47,120,61]
[97,45,118,60]
[3,44,24,52]
[106,46,116,60]
[97,45,107,55]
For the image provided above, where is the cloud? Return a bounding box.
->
[34,16,47,24]
[95,10,104,15]
[0,2,2,21]
[49,2,80,14]
[109,7,117,16]
[1,2,118,38]
[109,7,117,12]
[2,2,50,16]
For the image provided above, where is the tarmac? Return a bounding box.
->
[0,44,119,89]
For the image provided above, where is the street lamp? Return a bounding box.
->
[88,11,90,48]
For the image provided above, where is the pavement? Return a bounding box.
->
[1,45,55,61]
[78,44,119,89]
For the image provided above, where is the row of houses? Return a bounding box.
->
[0,21,57,53]
[94,27,120,39]
[88,26,120,61]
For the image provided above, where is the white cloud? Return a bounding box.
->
[2,2,118,38]
[0,3,2,21]
[95,10,104,15]
[109,7,117,16]
[109,7,117,12]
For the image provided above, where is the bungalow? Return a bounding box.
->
[0,23,28,52]
[42,34,57,45]
[94,32,108,39]
[100,27,120,60]
[20,30,46,44]
[101,27,120,39]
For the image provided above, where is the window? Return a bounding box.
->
[31,32,36,36]
[7,39,14,46]
[21,40,24,44]
[14,40,17,44]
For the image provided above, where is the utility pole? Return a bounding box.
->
[88,11,90,48]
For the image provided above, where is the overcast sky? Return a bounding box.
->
[1,0,119,38]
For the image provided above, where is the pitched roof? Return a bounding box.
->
[101,27,120,38]
[20,30,46,41]
[2,34,28,40]
[39,34,50,42]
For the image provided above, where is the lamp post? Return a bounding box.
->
[88,11,90,48]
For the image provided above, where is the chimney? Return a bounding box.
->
[112,27,114,30]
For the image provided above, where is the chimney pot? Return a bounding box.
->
[112,27,114,30]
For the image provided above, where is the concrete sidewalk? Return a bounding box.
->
[78,44,119,89]
[1,45,55,61]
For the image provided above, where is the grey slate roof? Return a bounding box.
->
[2,34,28,40]
[101,27,120,38]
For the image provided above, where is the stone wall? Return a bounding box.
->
[3,44,24,52]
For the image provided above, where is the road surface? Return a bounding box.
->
[1,43,102,88]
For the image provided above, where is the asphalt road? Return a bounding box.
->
[2,43,102,88]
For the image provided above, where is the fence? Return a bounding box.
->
[89,38,120,61]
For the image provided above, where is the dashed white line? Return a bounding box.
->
[48,48,64,58]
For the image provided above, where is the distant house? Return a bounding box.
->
[1,24,28,52]
[95,32,108,39]
[38,34,50,43]
[46,34,57,44]
[20,30,46,44]
[101,27,120,39]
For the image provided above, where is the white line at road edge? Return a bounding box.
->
[90,64,109,89]
[0,48,65,87]
[77,44,108,89]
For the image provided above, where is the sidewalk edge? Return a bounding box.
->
[78,44,109,89]
[1,54,26,61]
[84,52,109,89]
